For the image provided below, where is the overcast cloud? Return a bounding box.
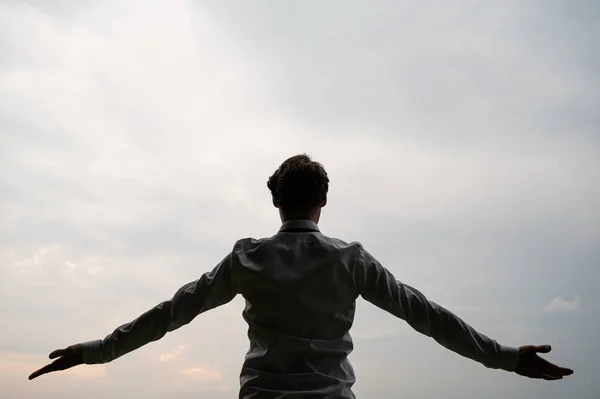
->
[1,1,598,398]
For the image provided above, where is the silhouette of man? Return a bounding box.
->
[29,154,573,397]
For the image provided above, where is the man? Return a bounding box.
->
[29,154,573,398]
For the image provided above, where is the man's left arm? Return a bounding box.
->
[29,252,237,379]
[82,252,237,364]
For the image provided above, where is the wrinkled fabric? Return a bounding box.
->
[81,219,519,398]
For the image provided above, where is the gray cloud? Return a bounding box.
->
[199,0,600,143]
[544,296,582,312]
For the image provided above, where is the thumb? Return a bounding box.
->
[49,345,77,359]
[534,345,552,354]
[49,348,68,359]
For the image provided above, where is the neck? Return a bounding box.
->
[280,208,320,224]
[283,216,318,223]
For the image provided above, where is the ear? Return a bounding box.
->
[320,200,327,207]
[273,198,279,208]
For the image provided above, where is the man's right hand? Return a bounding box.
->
[514,345,573,380]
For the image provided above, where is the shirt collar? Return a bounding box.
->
[279,219,320,232]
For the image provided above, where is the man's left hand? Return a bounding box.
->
[29,345,84,380]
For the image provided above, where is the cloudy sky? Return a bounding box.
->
[1,0,598,398]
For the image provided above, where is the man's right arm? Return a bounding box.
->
[351,243,520,371]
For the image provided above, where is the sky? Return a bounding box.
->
[0,0,598,398]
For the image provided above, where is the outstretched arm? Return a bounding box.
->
[352,244,573,379]
[29,252,237,380]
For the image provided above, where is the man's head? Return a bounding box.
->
[267,154,329,223]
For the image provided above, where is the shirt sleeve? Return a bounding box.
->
[352,244,520,371]
[80,252,238,364]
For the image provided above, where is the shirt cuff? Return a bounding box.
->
[80,340,105,364]
[497,345,520,371]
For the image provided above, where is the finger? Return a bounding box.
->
[30,353,80,380]
[554,367,574,376]
[28,363,56,380]
[539,369,572,379]
[539,358,574,376]
[543,365,574,376]
[539,368,573,379]
[541,374,563,381]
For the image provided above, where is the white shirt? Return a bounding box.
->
[80,219,520,398]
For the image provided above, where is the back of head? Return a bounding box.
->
[267,154,329,218]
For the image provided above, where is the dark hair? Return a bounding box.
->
[267,154,329,214]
